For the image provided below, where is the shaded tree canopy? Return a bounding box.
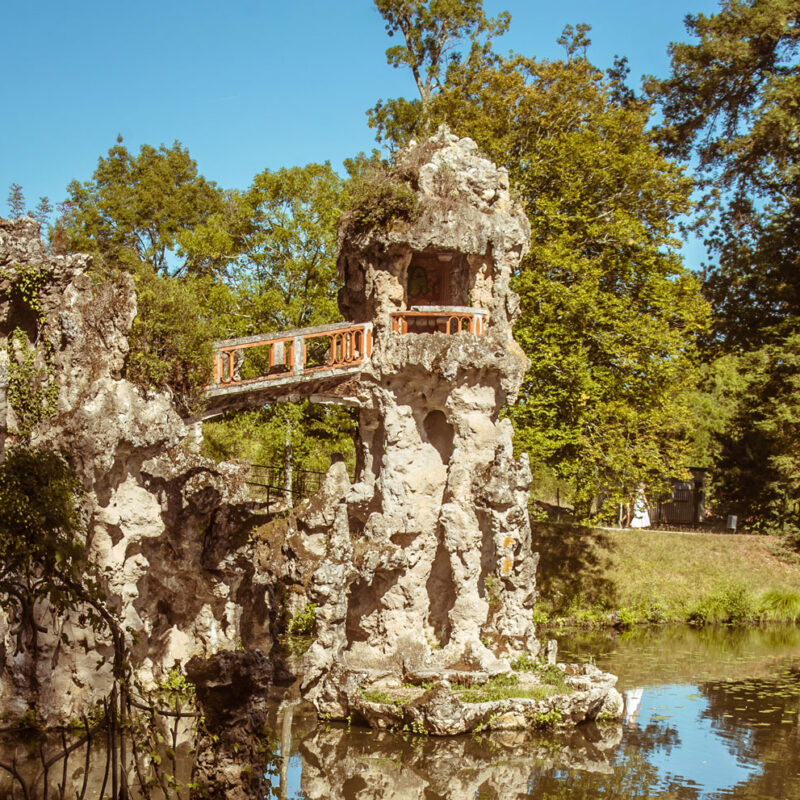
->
[652,0,800,350]
[0,447,111,655]
[652,0,800,533]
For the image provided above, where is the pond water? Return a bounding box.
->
[272,625,800,799]
[3,625,800,798]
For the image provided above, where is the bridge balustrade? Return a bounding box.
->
[211,322,373,388]
[391,306,488,336]
[208,307,488,394]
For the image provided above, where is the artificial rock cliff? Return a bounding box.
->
[285,129,622,733]
[0,129,622,734]
[0,217,274,724]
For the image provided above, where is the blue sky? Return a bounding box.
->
[1,0,720,247]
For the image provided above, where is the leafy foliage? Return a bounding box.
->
[202,401,357,475]
[61,138,224,278]
[6,328,58,438]
[184,162,346,332]
[288,602,317,636]
[369,0,509,143]
[714,334,800,534]
[124,265,227,414]
[652,1,800,529]
[0,447,109,655]
[370,12,710,512]
[339,151,420,238]
[652,0,800,352]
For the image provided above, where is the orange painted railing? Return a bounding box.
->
[210,322,373,388]
[391,307,487,336]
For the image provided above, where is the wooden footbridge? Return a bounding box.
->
[202,307,487,418]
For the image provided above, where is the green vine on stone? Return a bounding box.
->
[7,327,58,438]
[1,262,46,315]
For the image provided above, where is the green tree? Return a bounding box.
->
[369,0,509,145]
[58,138,238,409]
[652,0,800,350]
[125,267,236,414]
[371,15,710,512]
[32,196,53,229]
[202,402,358,490]
[714,334,800,534]
[652,0,800,528]
[184,163,345,333]
[62,137,224,277]
[7,183,26,219]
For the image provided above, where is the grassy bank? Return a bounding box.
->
[532,523,800,627]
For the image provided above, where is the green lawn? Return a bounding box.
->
[532,523,800,626]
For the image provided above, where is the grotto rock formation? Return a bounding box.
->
[0,217,273,724]
[296,128,622,732]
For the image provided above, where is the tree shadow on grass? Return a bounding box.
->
[531,522,618,614]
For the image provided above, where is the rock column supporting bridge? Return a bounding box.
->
[201,127,622,734]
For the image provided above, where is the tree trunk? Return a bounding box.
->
[284,423,293,510]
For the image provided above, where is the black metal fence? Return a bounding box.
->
[245,461,355,512]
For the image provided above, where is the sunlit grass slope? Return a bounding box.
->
[532,523,800,627]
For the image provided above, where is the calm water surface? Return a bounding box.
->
[273,626,800,799]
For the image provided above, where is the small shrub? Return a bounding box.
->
[530,707,563,729]
[157,667,195,703]
[759,588,800,622]
[531,607,549,627]
[646,601,669,624]
[616,607,637,628]
[341,167,419,237]
[403,680,434,691]
[511,656,570,693]
[689,581,757,625]
[288,602,317,636]
[511,652,537,672]
[18,708,42,730]
[456,672,568,704]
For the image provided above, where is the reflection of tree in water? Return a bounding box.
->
[698,663,800,800]
[558,625,800,690]
[524,719,688,800]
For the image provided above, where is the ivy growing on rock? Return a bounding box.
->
[6,327,58,438]
[0,261,47,314]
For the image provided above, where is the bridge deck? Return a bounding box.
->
[202,308,488,417]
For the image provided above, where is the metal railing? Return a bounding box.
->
[246,463,329,500]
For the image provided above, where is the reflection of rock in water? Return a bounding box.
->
[187,650,275,800]
[299,723,622,800]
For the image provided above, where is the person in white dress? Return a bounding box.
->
[630,483,651,528]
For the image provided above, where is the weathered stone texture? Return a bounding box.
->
[296,129,587,728]
[0,217,272,724]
